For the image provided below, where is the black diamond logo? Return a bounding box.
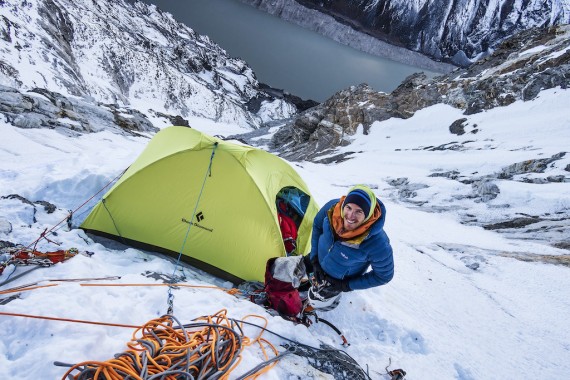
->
[196,212,204,222]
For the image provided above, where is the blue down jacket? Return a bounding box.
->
[309,198,394,290]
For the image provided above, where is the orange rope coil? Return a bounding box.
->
[59,310,279,380]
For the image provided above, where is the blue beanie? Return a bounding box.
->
[343,188,372,219]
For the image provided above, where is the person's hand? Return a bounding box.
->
[311,258,326,285]
[326,276,351,292]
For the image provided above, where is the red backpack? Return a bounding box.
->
[264,257,305,317]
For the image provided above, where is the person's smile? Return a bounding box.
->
[343,203,365,231]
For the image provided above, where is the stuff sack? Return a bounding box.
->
[277,199,298,255]
[264,256,306,317]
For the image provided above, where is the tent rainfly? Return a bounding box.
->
[81,126,319,283]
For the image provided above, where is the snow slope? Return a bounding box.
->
[1,87,569,379]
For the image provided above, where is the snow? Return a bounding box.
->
[518,44,548,57]
[1,86,570,380]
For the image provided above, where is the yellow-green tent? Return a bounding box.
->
[81,126,318,283]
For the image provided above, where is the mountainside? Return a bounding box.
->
[239,0,570,66]
[0,0,303,132]
[1,1,570,379]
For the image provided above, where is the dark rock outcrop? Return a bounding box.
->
[484,217,543,230]
[246,83,319,114]
[499,152,567,179]
[0,194,58,226]
[449,119,469,136]
[0,85,158,135]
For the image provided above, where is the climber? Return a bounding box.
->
[304,185,394,310]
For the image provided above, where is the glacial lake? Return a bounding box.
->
[142,0,445,102]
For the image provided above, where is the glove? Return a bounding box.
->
[326,276,351,292]
[311,258,326,285]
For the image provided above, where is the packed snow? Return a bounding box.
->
[1,88,569,379]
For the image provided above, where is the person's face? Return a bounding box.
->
[343,203,366,231]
